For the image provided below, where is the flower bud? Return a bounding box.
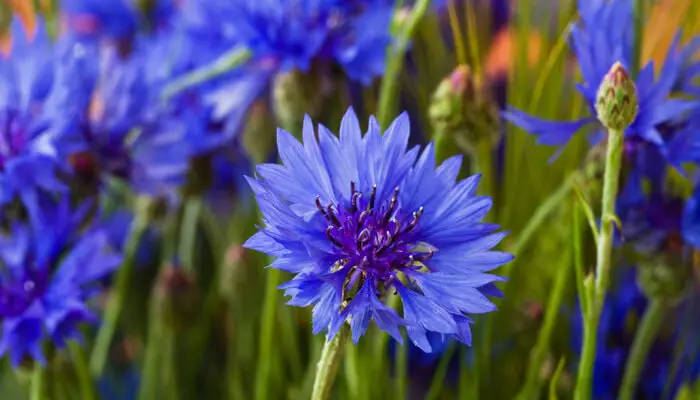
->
[428,65,500,154]
[595,62,638,130]
[272,69,310,135]
[243,101,277,164]
[154,265,199,330]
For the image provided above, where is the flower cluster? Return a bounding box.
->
[246,108,511,350]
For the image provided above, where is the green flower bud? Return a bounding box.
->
[428,65,500,154]
[637,250,692,304]
[272,69,311,135]
[155,266,200,331]
[243,101,277,164]
[595,62,638,130]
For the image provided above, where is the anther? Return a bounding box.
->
[315,196,327,217]
[383,187,399,224]
[404,206,424,234]
[368,184,377,211]
[351,192,361,213]
[350,181,356,195]
[326,205,341,227]
[325,226,343,248]
[414,249,434,262]
[357,228,371,248]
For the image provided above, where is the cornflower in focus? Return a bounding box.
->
[0,195,121,367]
[246,108,511,350]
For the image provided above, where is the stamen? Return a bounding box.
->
[350,181,356,195]
[383,187,399,225]
[414,249,434,262]
[357,228,371,249]
[326,205,341,227]
[404,206,424,234]
[315,196,327,217]
[368,184,377,211]
[325,226,343,248]
[351,192,361,213]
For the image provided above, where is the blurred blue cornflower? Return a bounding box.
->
[61,0,178,42]
[182,0,393,84]
[246,108,511,350]
[503,0,698,164]
[0,19,68,204]
[48,31,223,203]
[571,268,700,399]
[0,195,121,367]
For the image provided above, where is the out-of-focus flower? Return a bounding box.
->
[0,19,68,204]
[571,268,700,399]
[48,31,222,203]
[61,0,178,42]
[503,0,697,159]
[245,108,511,350]
[0,195,121,367]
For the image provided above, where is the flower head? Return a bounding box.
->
[0,19,67,204]
[503,0,697,158]
[245,108,511,350]
[49,32,221,202]
[0,195,121,367]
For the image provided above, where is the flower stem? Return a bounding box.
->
[254,267,282,400]
[161,46,252,101]
[68,341,96,400]
[30,365,45,400]
[311,325,350,400]
[377,0,433,128]
[516,241,573,399]
[618,299,666,400]
[394,331,407,399]
[575,127,625,400]
[90,210,149,376]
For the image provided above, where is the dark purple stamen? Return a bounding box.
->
[315,182,429,298]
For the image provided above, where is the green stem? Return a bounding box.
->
[68,341,96,400]
[425,342,457,400]
[138,296,166,400]
[575,127,625,400]
[311,325,351,400]
[90,211,150,376]
[179,197,202,272]
[618,299,666,400]
[161,46,252,101]
[516,244,573,399]
[254,267,282,400]
[30,366,44,400]
[395,332,407,399]
[344,343,361,400]
[377,0,433,128]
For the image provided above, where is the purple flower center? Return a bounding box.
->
[0,110,28,170]
[0,268,47,318]
[317,182,431,297]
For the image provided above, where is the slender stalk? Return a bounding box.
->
[90,211,150,376]
[395,333,408,399]
[575,127,625,400]
[377,0,433,128]
[161,46,252,101]
[425,342,457,400]
[30,366,45,400]
[179,197,202,272]
[618,299,666,400]
[254,268,282,400]
[311,325,351,400]
[516,244,573,399]
[68,341,96,400]
[138,305,165,400]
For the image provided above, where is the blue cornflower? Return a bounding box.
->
[49,32,219,202]
[0,19,67,204]
[571,268,700,399]
[503,0,697,158]
[181,0,393,84]
[245,108,511,350]
[61,0,177,42]
[0,195,121,367]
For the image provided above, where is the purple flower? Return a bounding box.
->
[245,108,511,350]
[0,195,121,367]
